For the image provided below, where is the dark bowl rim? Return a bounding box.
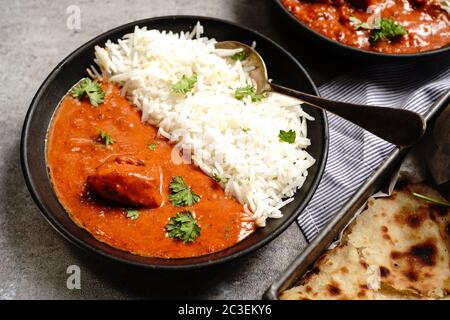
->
[273,0,450,59]
[20,15,329,270]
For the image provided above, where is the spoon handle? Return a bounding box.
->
[271,83,426,147]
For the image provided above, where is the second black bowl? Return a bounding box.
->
[273,0,450,61]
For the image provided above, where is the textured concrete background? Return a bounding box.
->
[0,0,334,299]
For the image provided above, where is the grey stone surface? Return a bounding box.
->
[0,0,328,300]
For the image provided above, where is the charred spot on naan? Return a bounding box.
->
[390,239,439,285]
[339,266,349,274]
[357,285,369,298]
[390,239,437,267]
[327,281,341,296]
[381,226,393,242]
[379,266,390,278]
[394,205,429,229]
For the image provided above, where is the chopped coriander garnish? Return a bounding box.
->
[147,143,157,151]
[369,18,407,45]
[172,74,197,95]
[412,192,450,207]
[212,174,229,185]
[279,130,296,144]
[98,129,115,146]
[166,211,201,243]
[126,209,139,220]
[349,16,407,44]
[234,85,265,102]
[242,127,251,133]
[71,78,106,107]
[230,50,247,61]
[169,176,200,207]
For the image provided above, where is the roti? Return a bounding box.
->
[281,184,450,300]
[280,244,378,300]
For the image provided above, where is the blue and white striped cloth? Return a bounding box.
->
[299,57,450,241]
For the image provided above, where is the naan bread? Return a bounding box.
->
[347,185,450,298]
[281,184,450,300]
[280,244,377,300]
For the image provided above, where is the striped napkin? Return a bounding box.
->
[299,56,450,241]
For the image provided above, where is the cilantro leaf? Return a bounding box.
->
[172,74,197,95]
[98,129,115,146]
[147,143,157,151]
[71,82,87,99]
[230,50,247,61]
[71,78,106,107]
[87,90,106,107]
[166,211,201,243]
[169,176,201,207]
[279,130,296,144]
[234,85,265,102]
[369,18,407,45]
[412,192,450,207]
[126,209,139,220]
[349,16,407,44]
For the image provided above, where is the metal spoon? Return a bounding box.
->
[216,41,426,147]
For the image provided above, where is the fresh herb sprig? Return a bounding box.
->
[147,143,157,151]
[166,211,201,243]
[279,130,296,144]
[369,18,407,44]
[234,85,264,102]
[172,74,197,95]
[230,50,247,61]
[349,16,408,45]
[71,78,106,107]
[126,209,140,220]
[412,192,450,207]
[98,129,115,146]
[349,16,407,44]
[169,176,201,207]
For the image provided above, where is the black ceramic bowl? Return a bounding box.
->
[21,16,328,269]
[274,0,450,60]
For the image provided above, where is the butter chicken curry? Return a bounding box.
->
[46,81,254,259]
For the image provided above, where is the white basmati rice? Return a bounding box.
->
[93,23,315,226]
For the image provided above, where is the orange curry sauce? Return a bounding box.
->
[282,0,450,53]
[47,83,254,258]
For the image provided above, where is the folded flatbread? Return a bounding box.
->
[280,184,450,300]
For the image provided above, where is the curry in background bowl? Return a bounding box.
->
[281,0,450,54]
